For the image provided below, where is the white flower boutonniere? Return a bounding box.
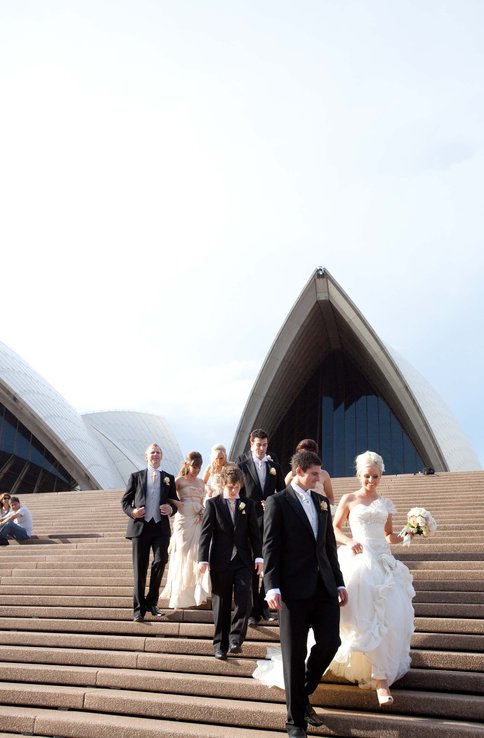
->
[269,467,277,476]
[163,476,170,486]
[319,500,328,512]
[238,502,246,514]
[266,455,272,461]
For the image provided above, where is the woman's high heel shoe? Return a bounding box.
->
[376,687,394,706]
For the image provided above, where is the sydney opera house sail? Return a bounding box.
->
[0,340,182,493]
[231,269,480,476]
[0,267,480,493]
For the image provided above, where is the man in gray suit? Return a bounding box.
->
[121,443,178,621]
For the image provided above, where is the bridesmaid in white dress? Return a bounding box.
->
[254,450,415,707]
[161,451,210,609]
[202,444,228,500]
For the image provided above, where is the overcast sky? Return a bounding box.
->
[1,0,483,470]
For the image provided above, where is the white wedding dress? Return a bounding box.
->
[253,496,415,690]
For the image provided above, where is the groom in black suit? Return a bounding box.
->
[199,465,262,660]
[121,443,178,622]
[263,450,348,738]
[237,428,285,623]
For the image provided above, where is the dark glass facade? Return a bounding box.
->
[0,403,78,493]
[271,350,424,477]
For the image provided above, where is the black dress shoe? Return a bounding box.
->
[0,539,9,546]
[228,643,242,654]
[304,704,324,727]
[214,650,227,660]
[133,613,144,622]
[149,606,164,617]
[248,616,260,626]
[286,727,306,737]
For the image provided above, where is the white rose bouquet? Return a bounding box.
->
[399,507,437,546]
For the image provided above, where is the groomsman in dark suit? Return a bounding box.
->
[198,464,262,660]
[237,428,285,623]
[263,450,348,738]
[121,443,178,622]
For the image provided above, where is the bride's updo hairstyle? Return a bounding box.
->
[355,450,385,477]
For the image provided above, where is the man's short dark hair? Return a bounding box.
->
[10,496,20,504]
[291,450,321,474]
[249,428,268,443]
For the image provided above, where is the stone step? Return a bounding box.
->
[12,580,484,599]
[0,585,134,595]
[6,567,132,577]
[0,595,135,607]
[0,550,132,559]
[2,612,482,640]
[2,629,482,660]
[1,681,484,726]
[1,646,482,691]
[1,598,482,619]
[0,595,213,628]
[416,617,484,635]
[133,631,484,657]
[408,649,484,673]
[0,555,132,565]
[399,552,484,561]
[0,571,132,589]
[5,538,124,548]
[414,603,484,618]
[412,573,484,584]
[0,615,183,636]
[3,704,480,738]
[0,706,289,738]
[406,561,484,569]
[414,591,484,604]
[0,630,154,653]
[400,667,484,693]
[411,578,484,591]
[411,632,484,652]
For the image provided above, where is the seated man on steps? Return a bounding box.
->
[0,496,33,545]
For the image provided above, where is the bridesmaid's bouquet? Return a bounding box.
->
[400,507,437,546]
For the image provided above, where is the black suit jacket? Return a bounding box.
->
[198,495,262,572]
[121,469,178,539]
[238,456,285,517]
[263,485,344,599]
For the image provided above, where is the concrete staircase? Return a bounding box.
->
[0,471,483,737]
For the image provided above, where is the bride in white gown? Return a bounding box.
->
[253,450,415,706]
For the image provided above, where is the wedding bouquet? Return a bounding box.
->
[399,507,437,546]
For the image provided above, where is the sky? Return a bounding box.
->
[1,0,483,470]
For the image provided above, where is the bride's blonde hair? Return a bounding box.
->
[355,450,385,476]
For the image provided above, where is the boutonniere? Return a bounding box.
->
[238,502,246,514]
[269,467,277,476]
[163,476,170,486]
[319,500,328,512]
[266,455,272,461]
